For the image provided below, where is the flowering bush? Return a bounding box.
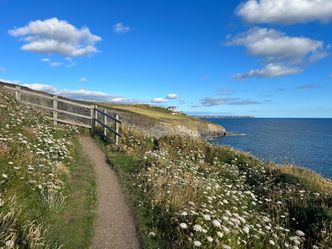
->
[0,87,79,248]
[117,127,332,248]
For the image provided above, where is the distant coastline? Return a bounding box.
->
[197,115,255,118]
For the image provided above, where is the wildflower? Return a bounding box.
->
[181,211,188,216]
[179,223,188,229]
[203,214,211,221]
[269,240,275,246]
[222,245,231,249]
[243,226,250,234]
[222,225,230,234]
[5,240,14,247]
[148,232,155,237]
[206,236,213,242]
[217,231,224,238]
[295,230,305,237]
[193,241,202,247]
[193,224,203,232]
[212,219,221,228]
[2,173,8,179]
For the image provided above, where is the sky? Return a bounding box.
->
[0,0,332,117]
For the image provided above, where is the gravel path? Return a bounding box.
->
[79,136,140,249]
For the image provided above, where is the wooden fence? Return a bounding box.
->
[3,85,121,145]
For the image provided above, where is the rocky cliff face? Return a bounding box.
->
[105,108,225,138]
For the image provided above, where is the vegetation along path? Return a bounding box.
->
[79,136,139,249]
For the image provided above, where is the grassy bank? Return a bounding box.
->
[104,125,331,249]
[97,102,225,138]
[0,87,96,248]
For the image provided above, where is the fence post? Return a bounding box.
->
[103,109,107,137]
[53,96,58,125]
[94,105,98,128]
[15,86,21,101]
[115,114,119,146]
[90,105,95,132]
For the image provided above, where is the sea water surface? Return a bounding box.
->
[202,118,332,179]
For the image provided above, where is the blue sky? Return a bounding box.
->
[0,0,332,117]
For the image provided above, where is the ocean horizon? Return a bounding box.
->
[203,117,332,179]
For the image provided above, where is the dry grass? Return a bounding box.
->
[112,125,332,249]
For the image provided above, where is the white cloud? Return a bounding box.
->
[22,83,142,103]
[234,63,302,79]
[41,58,62,67]
[79,77,88,82]
[0,79,21,84]
[113,22,131,34]
[201,97,260,106]
[9,17,101,57]
[237,0,332,24]
[228,27,324,64]
[151,97,167,103]
[227,27,326,78]
[23,83,56,92]
[166,93,178,99]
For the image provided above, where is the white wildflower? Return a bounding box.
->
[207,236,213,242]
[148,232,155,237]
[193,224,203,232]
[179,223,188,229]
[193,241,202,247]
[269,240,275,246]
[212,219,221,228]
[181,211,188,216]
[217,231,224,238]
[203,214,211,221]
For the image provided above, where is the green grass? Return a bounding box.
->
[46,141,96,248]
[94,136,169,249]
[99,127,332,249]
[0,87,96,248]
[99,103,190,120]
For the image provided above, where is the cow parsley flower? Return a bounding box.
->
[179,223,188,229]
[193,224,203,232]
[212,219,221,228]
[193,241,202,247]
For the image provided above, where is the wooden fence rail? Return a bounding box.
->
[3,85,121,145]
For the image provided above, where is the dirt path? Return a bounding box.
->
[79,136,140,249]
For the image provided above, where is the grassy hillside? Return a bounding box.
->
[98,102,225,138]
[103,126,332,249]
[0,87,96,248]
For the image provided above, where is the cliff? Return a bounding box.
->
[98,103,225,138]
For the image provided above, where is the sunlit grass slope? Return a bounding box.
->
[105,125,332,249]
[0,87,95,248]
[98,103,225,138]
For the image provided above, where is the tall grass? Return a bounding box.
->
[107,125,332,249]
[0,86,95,248]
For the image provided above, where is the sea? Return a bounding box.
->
[202,118,332,179]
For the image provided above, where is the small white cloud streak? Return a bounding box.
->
[41,58,62,67]
[20,83,142,103]
[79,77,88,82]
[234,63,302,79]
[113,22,131,34]
[166,93,178,99]
[151,97,167,103]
